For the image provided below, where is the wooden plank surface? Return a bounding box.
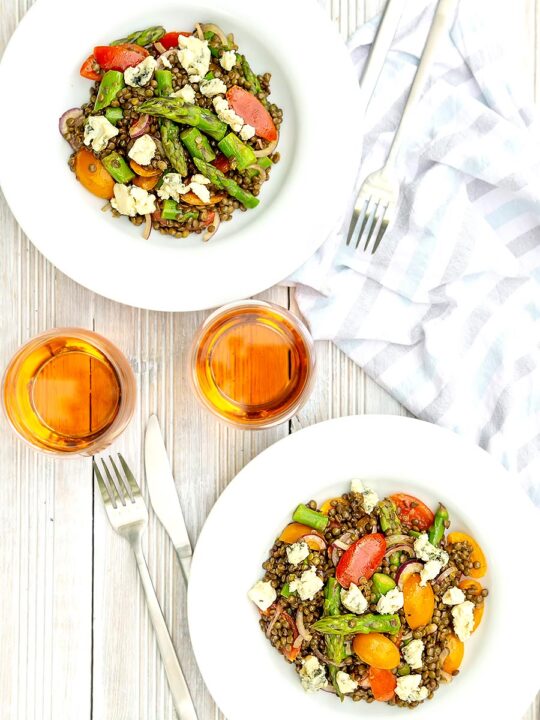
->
[0,1,538,719]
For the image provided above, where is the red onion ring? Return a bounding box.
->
[253,131,279,158]
[386,534,414,547]
[142,213,152,240]
[296,609,312,642]
[203,212,220,242]
[432,566,459,585]
[265,602,283,638]
[129,114,151,138]
[384,544,415,559]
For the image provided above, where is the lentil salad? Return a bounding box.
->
[249,481,488,708]
[59,24,283,242]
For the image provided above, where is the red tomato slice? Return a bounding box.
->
[80,54,102,81]
[336,534,386,589]
[94,44,149,72]
[226,86,277,142]
[161,31,192,49]
[390,494,434,531]
[280,611,300,662]
[212,153,231,174]
[368,667,396,702]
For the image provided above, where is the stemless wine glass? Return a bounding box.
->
[2,328,136,455]
[190,300,316,429]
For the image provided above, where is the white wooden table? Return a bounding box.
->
[0,1,538,718]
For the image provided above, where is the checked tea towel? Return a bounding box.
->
[291,0,540,504]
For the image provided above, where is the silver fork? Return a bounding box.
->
[347,0,459,254]
[94,454,198,720]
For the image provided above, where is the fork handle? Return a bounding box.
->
[385,0,459,169]
[134,542,198,720]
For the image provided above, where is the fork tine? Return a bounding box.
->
[118,453,142,498]
[347,197,369,248]
[110,455,135,503]
[364,201,386,253]
[101,458,126,507]
[359,198,381,250]
[371,205,390,254]
[93,459,117,509]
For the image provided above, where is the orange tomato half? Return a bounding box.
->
[442,633,464,674]
[403,573,435,629]
[353,633,400,670]
[74,148,114,199]
[447,532,487,578]
[459,579,485,631]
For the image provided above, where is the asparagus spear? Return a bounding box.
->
[111,26,165,47]
[377,499,402,535]
[323,578,347,701]
[181,127,216,162]
[428,504,449,547]
[292,504,329,532]
[192,158,260,209]
[218,132,256,171]
[161,200,198,222]
[312,613,401,636]
[102,152,135,184]
[155,69,173,97]
[239,54,262,94]
[104,107,123,125]
[155,70,188,176]
[136,98,227,141]
[160,122,188,175]
[94,70,124,112]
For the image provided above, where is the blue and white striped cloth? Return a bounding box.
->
[290,0,540,504]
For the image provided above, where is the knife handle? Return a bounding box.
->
[176,544,192,583]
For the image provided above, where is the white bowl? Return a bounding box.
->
[0,0,361,310]
[188,415,540,720]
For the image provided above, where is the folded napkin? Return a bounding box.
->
[290,0,540,504]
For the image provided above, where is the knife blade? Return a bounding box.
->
[145,414,192,582]
[358,0,406,116]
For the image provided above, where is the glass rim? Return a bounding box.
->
[189,299,316,430]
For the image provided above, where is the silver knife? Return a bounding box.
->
[358,0,406,116]
[145,414,192,582]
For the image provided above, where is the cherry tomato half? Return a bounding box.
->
[336,533,386,588]
[390,493,435,531]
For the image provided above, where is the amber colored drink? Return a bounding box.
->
[2,329,136,454]
[191,301,315,428]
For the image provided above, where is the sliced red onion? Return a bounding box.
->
[432,566,459,586]
[292,635,303,650]
[302,533,327,551]
[296,610,312,642]
[386,534,414,547]
[333,540,350,551]
[245,163,268,182]
[203,212,220,242]
[321,685,337,694]
[201,23,229,45]
[265,602,283,638]
[440,670,453,683]
[396,560,424,589]
[195,23,204,40]
[154,41,166,54]
[330,545,342,567]
[129,114,151,138]
[142,213,152,240]
[310,645,344,668]
[156,48,178,68]
[384,544,415,560]
[438,647,449,668]
[253,131,279,158]
[359,673,371,689]
[59,108,84,149]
